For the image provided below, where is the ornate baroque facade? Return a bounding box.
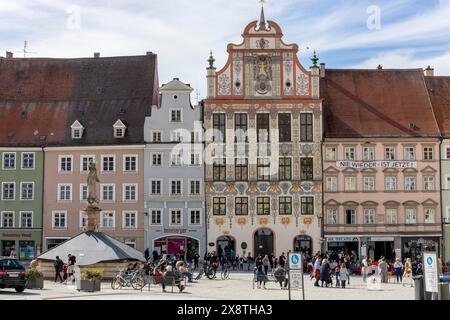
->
[203,9,323,257]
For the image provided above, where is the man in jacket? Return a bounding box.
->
[54,256,64,283]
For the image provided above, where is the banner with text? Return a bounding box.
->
[336,161,417,169]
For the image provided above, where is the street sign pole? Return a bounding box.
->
[288,267,291,300]
[301,261,305,300]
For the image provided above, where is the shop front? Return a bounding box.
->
[361,237,395,261]
[1,230,42,261]
[325,236,359,255]
[401,236,441,261]
[153,236,200,261]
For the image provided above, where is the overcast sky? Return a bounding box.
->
[1,0,450,101]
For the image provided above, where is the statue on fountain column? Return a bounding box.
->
[87,160,100,208]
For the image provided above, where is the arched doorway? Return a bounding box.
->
[216,236,236,259]
[293,235,312,256]
[254,228,274,257]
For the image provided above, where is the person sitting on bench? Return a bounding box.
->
[162,266,185,293]
[274,265,288,289]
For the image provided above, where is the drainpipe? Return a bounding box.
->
[439,137,444,260]
[40,145,45,255]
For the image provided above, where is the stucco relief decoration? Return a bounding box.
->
[301,181,314,193]
[280,216,291,227]
[205,182,214,193]
[249,197,256,225]
[314,182,322,193]
[280,143,292,156]
[293,195,300,227]
[269,182,281,194]
[237,217,247,228]
[256,38,269,49]
[290,182,302,193]
[215,218,225,227]
[296,73,309,96]
[280,182,291,194]
[301,144,314,156]
[303,217,313,228]
[248,182,258,194]
[218,73,231,96]
[258,217,269,226]
[227,197,234,228]
[236,182,247,195]
[283,53,293,95]
[253,55,272,95]
[214,182,227,193]
[233,53,243,95]
[258,182,270,193]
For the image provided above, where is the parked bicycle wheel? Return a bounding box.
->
[207,269,216,280]
[131,274,145,290]
[221,269,230,280]
[111,277,122,290]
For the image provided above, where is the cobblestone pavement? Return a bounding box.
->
[0,271,415,300]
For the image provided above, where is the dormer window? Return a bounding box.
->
[71,120,84,139]
[113,119,126,138]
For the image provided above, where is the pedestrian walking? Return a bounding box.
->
[361,256,369,282]
[402,258,413,287]
[394,258,403,283]
[313,257,321,286]
[262,254,270,275]
[320,259,331,287]
[378,257,388,283]
[54,256,64,283]
[246,252,253,271]
[339,263,349,288]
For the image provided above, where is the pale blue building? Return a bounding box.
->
[143,78,205,260]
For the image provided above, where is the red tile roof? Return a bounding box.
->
[425,76,450,137]
[321,69,440,138]
[0,54,159,147]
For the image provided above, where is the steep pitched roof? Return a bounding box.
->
[321,69,440,138]
[37,231,145,265]
[425,76,450,137]
[0,54,159,147]
[160,78,194,92]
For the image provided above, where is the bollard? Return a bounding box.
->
[413,275,424,300]
[439,283,450,300]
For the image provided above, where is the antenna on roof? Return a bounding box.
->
[15,40,37,58]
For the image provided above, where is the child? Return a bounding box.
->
[335,265,341,288]
[339,263,349,288]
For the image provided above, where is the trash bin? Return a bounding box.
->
[413,275,424,300]
[439,283,450,300]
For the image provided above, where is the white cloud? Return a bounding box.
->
[351,49,450,75]
[1,0,450,98]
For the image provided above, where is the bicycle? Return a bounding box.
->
[111,268,145,290]
[221,262,231,280]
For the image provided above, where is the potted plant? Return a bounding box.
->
[76,268,103,292]
[26,268,44,289]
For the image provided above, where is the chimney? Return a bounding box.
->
[93,52,100,58]
[5,51,13,59]
[320,63,326,78]
[146,51,153,55]
[424,66,434,77]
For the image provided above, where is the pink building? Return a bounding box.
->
[43,147,145,251]
[321,68,442,260]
